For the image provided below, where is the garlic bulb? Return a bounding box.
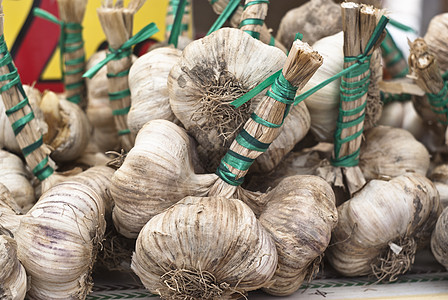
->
[431,207,448,269]
[86,50,119,153]
[424,13,448,73]
[0,235,27,300]
[327,173,440,281]
[378,101,426,140]
[429,164,448,210]
[111,119,217,238]
[40,91,91,162]
[359,126,430,181]
[0,149,34,213]
[15,167,109,299]
[131,196,277,299]
[302,32,344,142]
[168,27,309,172]
[127,47,181,134]
[276,0,342,50]
[258,175,337,296]
[0,183,23,236]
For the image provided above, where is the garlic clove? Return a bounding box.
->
[0,235,27,300]
[111,119,217,238]
[128,47,182,134]
[258,175,337,296]
[131,195,278,299]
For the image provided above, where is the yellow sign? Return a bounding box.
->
[3,0,169,85]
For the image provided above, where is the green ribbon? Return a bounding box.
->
[244,0,269,9]
[427,81,448,125]
[168,0,188,48]
[217,71,297,186]
[388,18,417,33]
[331,16,389,167]
[83,22,159,79]
[0,35,54,181]
[207,0,240,35]
[380,91,411,104]
[380,29,409,78]
[33,8,84,88]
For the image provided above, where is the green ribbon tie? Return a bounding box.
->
[168,0,188,48]
[0,35,54,181]
[427,81,448,125]
[207,0,240,35]
[380,91,411,104]
[83,22,159,79]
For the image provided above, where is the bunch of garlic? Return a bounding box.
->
[132,195,278,299]
[168,27,310,173]
[0,235,27,300]
[431,207,448,270]
[0,149,35,213]
[13,166,111,299]
[127,47,181,134]
[327,173,441,281]
[359,126,430,181]
[40,91,91,162]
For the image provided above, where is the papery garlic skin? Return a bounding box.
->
[359,126,430,181]
[431,207,448,269]
[0,235,27,300]
[424,13,448,73]
[15,168,108,300]
[276,0,342,50]
[302,32,344,142]
[327,173,440,277]
[111,119,217,238]
[128,47,181,134]
[0,150,35,213]
[132,196,277,299]
[429,164,448,210]
[259,175,337,296]
[168,28,287,172]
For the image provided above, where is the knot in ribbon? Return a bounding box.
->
[83,22,159,79]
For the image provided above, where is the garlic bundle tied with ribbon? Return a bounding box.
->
[327,173,441,281]
[0,235,27,300]
[168,27,310,173]
[431,207,448,269]
[131,39,327,298]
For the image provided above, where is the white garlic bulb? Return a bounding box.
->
[276,0,342,50]
[359,126,430,181]
[40,91,91,162]
[0,149,34,213]
[0,235,27,300]
[258,175,337,296]
[429,164,448,210]
[327,173,441,280]
[302,31,344,142]
[168,27,309,173]
[111,119,217,238]
[431,207,448,269]
[424,13,448,73]
[15,168,108,299]
[127,47,181,134]
[131,195,277,299]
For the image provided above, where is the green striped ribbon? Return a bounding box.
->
[83,22,159,79]
[427,81,448,125]
[380,29,409,78]
[380,91,411,104]
[168,0,188,48]
[207,0,240,35]
[216,72,297,186]
[239,0,269,40]
[33,8,85,104]
[0,35,54,181]
[331,15,389,167]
